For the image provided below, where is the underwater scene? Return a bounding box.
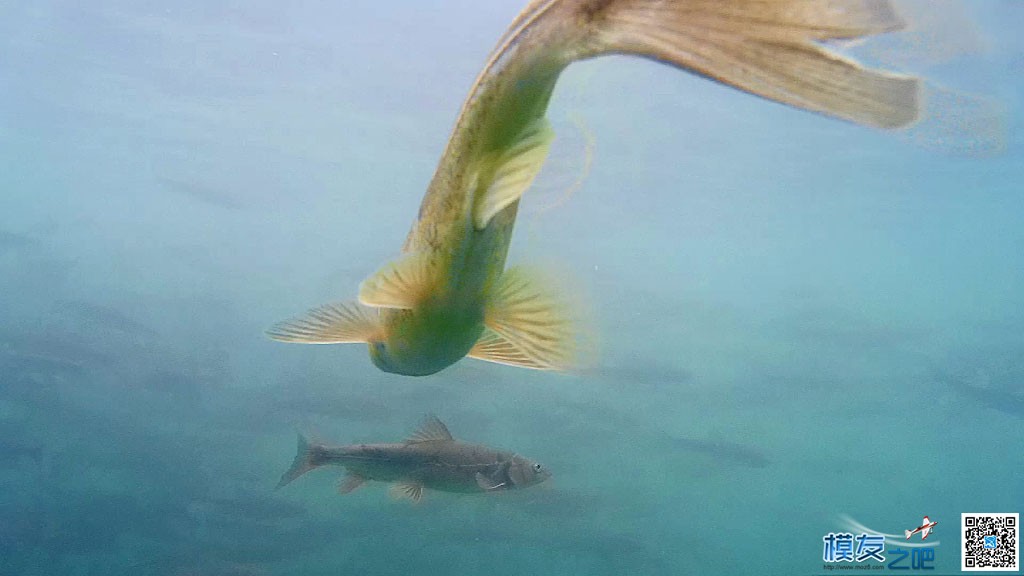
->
[1,1,1021,575]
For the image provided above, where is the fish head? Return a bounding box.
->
[506,454,551,488]
[368,340,400,374]
[368,339,442,376]
[367,311,481,376]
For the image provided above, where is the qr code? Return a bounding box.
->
[963,513,1019,571]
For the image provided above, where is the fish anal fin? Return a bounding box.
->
[473,118,555,229]
[338,473,366,495]
[388,481,424,504]
[405,414,454,444]
[475,266,578,371]
[358,252,435,309]
[267,302,381,344]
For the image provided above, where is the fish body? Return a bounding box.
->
[670,436,770,469]
[269,0,921,375]
[936,369,1024,418]
[278,416,549,502]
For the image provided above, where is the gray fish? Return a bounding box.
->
[0,230,37,251]
[157,175,244,210]
[55,300,156,338]
[670,436,770,469]
[278,415,549,503]
[934,368,1024,418]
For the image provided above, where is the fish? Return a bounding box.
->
[669,436,770,469]
[277,415,550,503]
[157,175,245,210]
[0,230,37,251]
[268,0,921,376]
[934,368,1024,418]
[55,300,157,338]
[0,436,44,464]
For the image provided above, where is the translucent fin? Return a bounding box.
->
[405,414,454,444]
[266,302,381,344]
[277,433,321,489]
[472,266,576,371]
[900,85,1006,157]
[473,118,555,229]
[857,0,986,71]
[527,112,594,218]
[583,0,922,128]
[388,481,424,503]
[358,252,435,309]
[338,473,366,495]
[476,472,506,491]
[468,328,550,370]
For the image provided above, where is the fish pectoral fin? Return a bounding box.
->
[467,328,550,370]
[475,472,506,491]
[405,414,454,444]
[469,267,578,371]
[266,302,381,343]
[388,481,425,504]
[337,473,366,495]
[473,118,555,230]
[359,252,435,309]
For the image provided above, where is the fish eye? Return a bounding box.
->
[369,341,396,373]
[533,463,542,471]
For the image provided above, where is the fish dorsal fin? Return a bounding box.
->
[266,302,382,343]
[389,481,424,503]
[405,414,454,444]
[468,266,576,371]
[475,472,506,491]
[338,473,366,495]
[358,252,435,309]
[473,118,555,229]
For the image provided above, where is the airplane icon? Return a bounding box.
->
[905,516,938,540]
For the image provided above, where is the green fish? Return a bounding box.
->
[277,416,550,503]
[268,0,920,375]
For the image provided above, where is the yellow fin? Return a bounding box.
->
[388,481,424,504]
[473,118,554,229]
[468,328,550,370]
[358,252,434,309]
[585,0,921,128]
[266,302,380,343]
[405,414,454,444]
[468,266,576,371]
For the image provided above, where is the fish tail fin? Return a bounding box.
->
[572,0,921,128]
[277,432,323,489]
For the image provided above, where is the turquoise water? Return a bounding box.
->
[1,2,1021,575]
